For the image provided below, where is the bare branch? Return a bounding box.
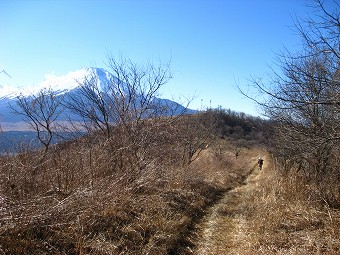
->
[11,88,64,153]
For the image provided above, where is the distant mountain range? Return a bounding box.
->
[0,67,195,131]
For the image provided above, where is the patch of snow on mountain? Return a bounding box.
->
[0,67,103,99]
[0,85,20,99]
[39,69,88,93]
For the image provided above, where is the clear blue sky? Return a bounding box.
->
[0,0,310,115]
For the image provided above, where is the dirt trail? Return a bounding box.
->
[192,151,268,255]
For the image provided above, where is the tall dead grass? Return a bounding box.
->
[0,130,253,255]
[230,156,340,254]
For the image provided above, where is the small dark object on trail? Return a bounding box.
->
[258,157,264,170]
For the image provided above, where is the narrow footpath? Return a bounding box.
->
[192,152,268,255]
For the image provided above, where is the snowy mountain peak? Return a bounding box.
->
[0,67,194,129]
[34,67,117,95]
[0,67,116,99]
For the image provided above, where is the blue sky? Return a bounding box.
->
[0,0,310,115]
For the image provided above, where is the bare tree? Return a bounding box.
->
[178,111,219,165]
[66,55,173,135]
[65,55,183,177]
[11,88,64,153]
[239,0,339,203]
[296,0,340,63]
[262,53,339,172]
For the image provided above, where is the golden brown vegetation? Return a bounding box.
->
[0,112,258,255]
[233,1,340,252]
[246,163,340,254]
[193,154,339,255]
[1,108,338,255]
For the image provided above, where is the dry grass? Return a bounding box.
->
[1,117,338,255]
[248,166,340,254]
[203,154,340,255]
[0,128,254,255]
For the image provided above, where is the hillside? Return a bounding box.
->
[0,111,260,254]
[0,110,338,254]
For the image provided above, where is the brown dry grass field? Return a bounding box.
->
[191,151,340,254]
[0,132,339,254]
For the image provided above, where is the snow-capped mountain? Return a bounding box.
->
[0,67,194,130]
[0,67,113,99]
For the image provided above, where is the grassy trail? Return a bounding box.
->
[190,147,339,255]
[191,150,268,254]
